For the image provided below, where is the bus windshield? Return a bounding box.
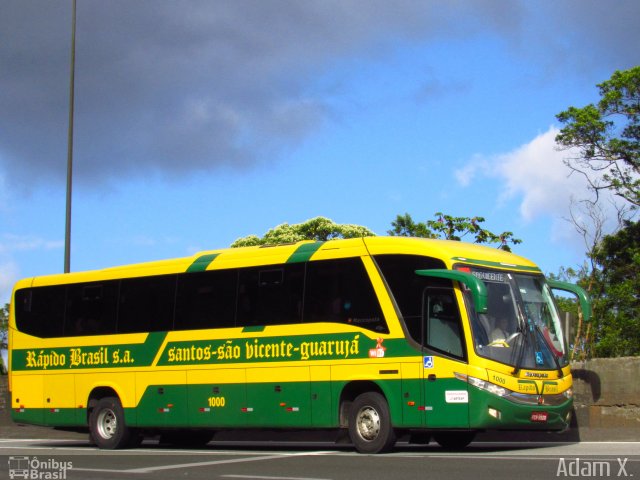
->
[464,267,568,370]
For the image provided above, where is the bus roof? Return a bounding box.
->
[14,236,540,290]
[363,237,540,272]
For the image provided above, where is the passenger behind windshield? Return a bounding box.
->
[466,268,568,370]
[477,282,519,347]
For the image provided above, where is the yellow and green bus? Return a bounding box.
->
[8,236,590,453]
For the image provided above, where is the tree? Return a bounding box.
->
[556,66,640,210]
[231,217,375,247]
[589,220,640,356]
[555,221,640,358]
[388,212,522,252]
[231,213,521,251]
[555,67,640,358]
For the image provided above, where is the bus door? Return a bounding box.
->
[421,287,469,428]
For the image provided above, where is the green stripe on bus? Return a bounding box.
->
[155,334,418,367]
[286,242,324,263]
[140,331,169,364]
[11,331,168,371]
[187,253,220,273]
[242,325,266,333]
[451,257,542,273]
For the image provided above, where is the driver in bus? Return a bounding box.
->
[480,288,514,347]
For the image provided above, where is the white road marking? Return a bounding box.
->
[1,438,638,476]
[222,475,331,480]
[71,450,334,474]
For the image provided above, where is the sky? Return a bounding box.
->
[1,0,639,305]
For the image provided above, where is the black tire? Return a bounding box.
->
[348,392,396,454]
[89,396,134,449]
[433,431,476,450]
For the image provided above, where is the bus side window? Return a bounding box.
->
[373,254,447,343]
[423,287,464,359]
[175,269,237,330]
[65,282,118,336]
[119,275,177,333]
[304,258,388,334]
[236,264,304,327]
[15,286,66,338]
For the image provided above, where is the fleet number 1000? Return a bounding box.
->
[207,396,226,407]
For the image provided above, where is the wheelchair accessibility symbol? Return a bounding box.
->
[423,356,434,369]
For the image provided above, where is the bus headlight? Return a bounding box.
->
[462,374,511,397]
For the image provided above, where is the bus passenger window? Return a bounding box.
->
[304,258,388,334]
[175,269,236,330]
[65,282,118,336]
[423,288,464,358]
[236,264,304,327]
[15,286,66,338]
[374,254,446,343]
[119,275,177,333]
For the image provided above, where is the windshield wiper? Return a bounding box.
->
[510,306,528,376]
[512,303,564,378]
[532,321,564,378]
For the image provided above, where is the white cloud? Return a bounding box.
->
[0,260,19,304]
[455,126,627,245]
[0,234,63,255]
[453,154,491,187]
[493,127,586,222]
[2,1,638,188]
[0,234,63,303]
[455,127,588,221]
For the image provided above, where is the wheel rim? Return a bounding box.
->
[96,407,118,440]
[355,405,381,441]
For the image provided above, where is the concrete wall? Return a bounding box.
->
[1,357,638,440]
[570,356,640,440]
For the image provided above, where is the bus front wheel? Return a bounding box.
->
[348,392,396,453]
[89,396,136,449]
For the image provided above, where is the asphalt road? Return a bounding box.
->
[1,436,638,480]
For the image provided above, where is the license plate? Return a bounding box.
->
[531,411,548,422]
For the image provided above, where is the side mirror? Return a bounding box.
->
[415,269,487,314]
[546,279,592,322]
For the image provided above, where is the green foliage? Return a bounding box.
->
[388,212,522,252]
[554,221,640,358]
[231,217,375,247]
[387,213,436,239]
[590,220,640,357]
[549,265,593,359]
[556,66,640,208]
[555,67,640,358]
[232,213,521,251]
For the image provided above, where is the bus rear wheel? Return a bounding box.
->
[89,396,135,449]
[348,392,396,454]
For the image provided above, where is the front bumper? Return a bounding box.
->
[468,385,573,431]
